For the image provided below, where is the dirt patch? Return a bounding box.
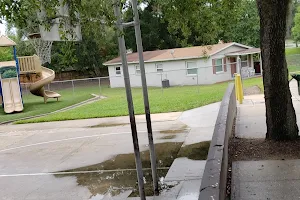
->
[177,141,211,160]
[229,137,300,161]
[244,85,261,96]
[90,122,128,128]
[160,125,188,134]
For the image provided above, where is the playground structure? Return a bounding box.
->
[18,55,61,103]
[0,35,61,114]
[0,36,24,114]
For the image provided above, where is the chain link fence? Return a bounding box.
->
[19,54,300,99]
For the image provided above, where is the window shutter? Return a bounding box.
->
[223,58,227,72]
[212,59,216,74]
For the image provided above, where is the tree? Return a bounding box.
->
[124,1,181,51]
[257,0,299,140]
[1,0,118,78]
[0,47,13,62]
[156,0,240,46]
[51,41,78,79]
[286,0,300,38]
[292,6,300,47]
[231,0,260,47]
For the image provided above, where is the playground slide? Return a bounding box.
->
[2,78,23,113]
[29,67,61,103]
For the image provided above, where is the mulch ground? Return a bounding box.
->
[229,137,300,161]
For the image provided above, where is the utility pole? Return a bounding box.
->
[113,2,146,200]
[131,0,159,195]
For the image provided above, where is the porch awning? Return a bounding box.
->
[226,48,261,56]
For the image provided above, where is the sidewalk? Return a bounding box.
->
[231,79,300,200]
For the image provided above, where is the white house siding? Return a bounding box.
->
[108,58,213,88]
[208,45,249,83]
[108,44,249,88]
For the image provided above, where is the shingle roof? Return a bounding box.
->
[104,42,251,65]
[0,35,16,47]
[104,49,168,65]
[225,48,261,56]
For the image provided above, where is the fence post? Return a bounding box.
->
[71,80,75,96]
[98,77,101,97]
[160,72,164,94]
[197,67,199,94]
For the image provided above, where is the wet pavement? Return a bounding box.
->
[232,80,300,200]
[0,103,220,199]
[236,79,300,139]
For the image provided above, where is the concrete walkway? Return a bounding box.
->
[232,80,300,200]
[0,102,220,200]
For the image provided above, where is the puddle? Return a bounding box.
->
[89,122,128,128]
[160,125,188,134]
[56,169,171,198]
[177,141,211,160]
[55,141,210,198]
[160,135,177,139]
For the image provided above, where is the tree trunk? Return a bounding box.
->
[257,0,299,140]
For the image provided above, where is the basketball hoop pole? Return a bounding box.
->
[113,2,146,200]
[131,0,159,196]
[113,0,159,198]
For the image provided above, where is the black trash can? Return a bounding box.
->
[162,79,170,88]
[291,74,300,95]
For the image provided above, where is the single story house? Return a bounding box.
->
[103,42,261,88]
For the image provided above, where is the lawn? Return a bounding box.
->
[286,47,300,56]
[16,77,263,124]
[0,87,96,123]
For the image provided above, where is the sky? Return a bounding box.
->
[0,22,6,35]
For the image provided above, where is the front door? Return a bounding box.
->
[230,57,237,76]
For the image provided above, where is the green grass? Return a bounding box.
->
[0,87,96,123]
[286,47,300,56]
[16,78,263,124]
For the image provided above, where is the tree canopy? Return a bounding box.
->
[292,6,300,46]
[1,0,261,78]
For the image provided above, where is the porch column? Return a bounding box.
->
[259,53,263,75]
[237,56,241,74]
[250,54,254,69]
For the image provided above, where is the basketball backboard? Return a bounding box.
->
[37,1,82,42]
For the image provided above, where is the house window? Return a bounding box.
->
[135,65,141,75]
[215,58,223,73]
[241,55,248,67]
[186,62,198,75]
[115,66,121,76]
[156,64,163,73]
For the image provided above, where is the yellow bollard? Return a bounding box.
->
[236,74,244,104]
[234,73,239,100]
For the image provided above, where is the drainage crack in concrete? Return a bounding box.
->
[0,167,171,177]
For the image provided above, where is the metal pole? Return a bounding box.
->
[98,77,102,97]
[71,80,75,96]
[197,68,199,94]
[131,0,159,195]
[113,2,146,200]
[160,72,163,95]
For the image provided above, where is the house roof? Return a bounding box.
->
[104,42,253,66]
[225,48,261,56]
[0,35,16,47]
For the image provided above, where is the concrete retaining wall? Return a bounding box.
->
[199,83,236,200]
